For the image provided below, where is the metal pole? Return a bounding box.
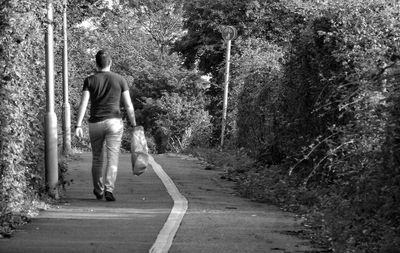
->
[62,0,71,155]
[220,39,232,149]
[45,0,58,198]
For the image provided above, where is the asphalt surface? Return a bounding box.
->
[157,154,319,253]
[0,153,172,253]
[0,152,320,253]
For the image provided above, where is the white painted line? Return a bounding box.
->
[149,155,188,253]
[38,207,172,219]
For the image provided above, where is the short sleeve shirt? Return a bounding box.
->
[83,71,129,123]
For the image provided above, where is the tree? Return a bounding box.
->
[130,0,185,54]
[174,0,302,75]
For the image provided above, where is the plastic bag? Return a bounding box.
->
[131,126,149,176]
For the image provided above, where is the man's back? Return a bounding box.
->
[83,71,128,123]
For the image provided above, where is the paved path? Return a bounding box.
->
[156,154,319,253]
[0,152,320,253]
[0,153,172,253]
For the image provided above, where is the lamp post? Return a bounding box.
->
[220,26,237,149]
[45,0,58,197]
[62,0,71,155]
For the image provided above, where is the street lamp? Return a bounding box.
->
[45,0,58,197]
[62,0,71,155]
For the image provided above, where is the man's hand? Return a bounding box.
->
[75,127,84,139]
[75,90,89,140]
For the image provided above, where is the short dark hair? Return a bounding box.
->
[95,50,112,69]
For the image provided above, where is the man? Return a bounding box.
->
[75,49,137,201]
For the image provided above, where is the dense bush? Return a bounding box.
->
[175,0,400,251]
[228,1,400,251]
[0,0,51,234]
[143,91,211,153]
[231,38,285,159]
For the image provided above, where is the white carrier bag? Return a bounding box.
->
[131,126,149,176]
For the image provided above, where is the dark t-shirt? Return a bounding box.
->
[83,71,129,123]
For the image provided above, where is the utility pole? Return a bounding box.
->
[62,0,71,155]
[45,0,58,198]
[220,26,237,149]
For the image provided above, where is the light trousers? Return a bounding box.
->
[89,118,123,194]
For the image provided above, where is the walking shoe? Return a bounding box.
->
[93,189,103,200]
[105,191,116,201]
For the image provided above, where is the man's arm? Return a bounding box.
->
[75,90,90,138]
[122,90,137,126]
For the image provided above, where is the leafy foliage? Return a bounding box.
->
[0,0,50,234]
[174,0,297,75]
[231,37,285,158]
[218,0,400,251]
[144,91,211,153]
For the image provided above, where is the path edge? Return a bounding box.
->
[149,155,188,253]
